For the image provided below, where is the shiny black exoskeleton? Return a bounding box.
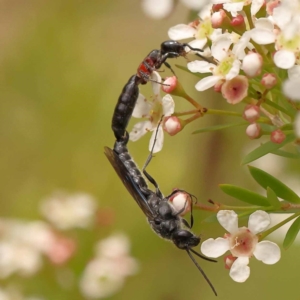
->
[105,132,217,296]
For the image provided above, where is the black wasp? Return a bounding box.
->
[112,40,204,142]
[105,131,217,296]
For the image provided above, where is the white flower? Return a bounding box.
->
[282,65,300,100]
[80,233,138,299]
[188,34,242,91]
[129,72,175,153]
[141,0,211,19]
[40,191,97,230]
[213,0,264,17]
[201,210,281,282]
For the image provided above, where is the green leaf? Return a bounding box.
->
[266,187,281,209]
[241,134,296,164]
[248,166,300,203]
[219,184,270,206]
[193,122,248,134]
[283,216,300,250]
[271,149,300,159]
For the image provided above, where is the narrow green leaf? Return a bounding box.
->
[283,216,300,250]
[266,187,281,209]
[271,149,300,159]
[248,166,300,203]
[193,122,248,134]
[264,99,294,117]
[241,134,295,165]
[219,184,270,206]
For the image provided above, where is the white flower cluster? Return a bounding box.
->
[40,191,97,230]
[165,0,300,137]
[80,233,139,299]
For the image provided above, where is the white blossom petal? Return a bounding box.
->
[250,28,275,45]
[132,94,151,118]
[200,238,230,258]
[198,3,214,20]
[129,120,153,141]
[288,65,300,80]
[195,75,221,91]
[255,18,274,31]
[251,0,264,16]
[150,71,161,95]
[162,94,175,116]
[248,210,270,234]
[217,210,239,233]
[223,2,244,16]
[168,24,197,40]
[187,60,215,73]
[211,34,232,61]
[187,39,207,52]
[149,126,164,153]
[273,50,296,69]
[181,0,210,10]
[283,79,300,100]
[141,0,173,19]
[253,241,281,264]
[229,257,250,282]
[225,59,241,80]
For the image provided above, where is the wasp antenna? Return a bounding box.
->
[186,248,217,296]
[189,247,217,263]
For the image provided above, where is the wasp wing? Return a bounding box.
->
[104,146,154,219]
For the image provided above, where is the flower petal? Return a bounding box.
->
[250,28,275,45]
[129,120,153,142]
[251,0,264,16]
[229,257,250,282]
[225,59,241,80]
[168,24,197,40]
[253,241,281,264]
[200,237,230,258]
[248,210,270,234]
[149,126,164,153]
[273,50,295,69]
[283,79,300,101]
[132,94,151,118]
[187,61,215,73]
[141,0,173,19]
[161,94,175,116]
[217,210,238,233]
[187,39,207,53]
[195,75,220,91]
[151,71,162,95]
[211,34,232,61]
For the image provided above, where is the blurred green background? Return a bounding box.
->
[1,0,300,299]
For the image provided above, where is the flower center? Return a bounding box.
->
[196,19,213,40]
[215,56,235,76]
[229,227,258,257]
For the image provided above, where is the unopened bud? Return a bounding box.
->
[163,116,182,136]
[230,14,245,28]
[261,73,277,89]
[271,129,286,144]
[242,52,263,77]
[212,4,223,12]
[168,191,192,216]
[214,79,225,93]
[243,105,260,122]
[266,0,280,15]
[221,75,249,104]
[162,76,187,97]
[211,10,227,28]
[246,123,261,139]
[224,254,237,270]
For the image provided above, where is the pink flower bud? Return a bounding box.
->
[230,14,244,27]
[162,76,178,93]
[212,4,223,12]
[261,73,277,89]
[214,80,224,93]
[243,105,260,122]
[221,75,249,104]
[246,123,261,139]
[211,10,227,28]
[163,116,182,136]
[271,129,286,144]
[168,191,192,216]
[224,254,237,270]
[242,52,262,77]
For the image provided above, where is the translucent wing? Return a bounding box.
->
[104,146,154,219]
